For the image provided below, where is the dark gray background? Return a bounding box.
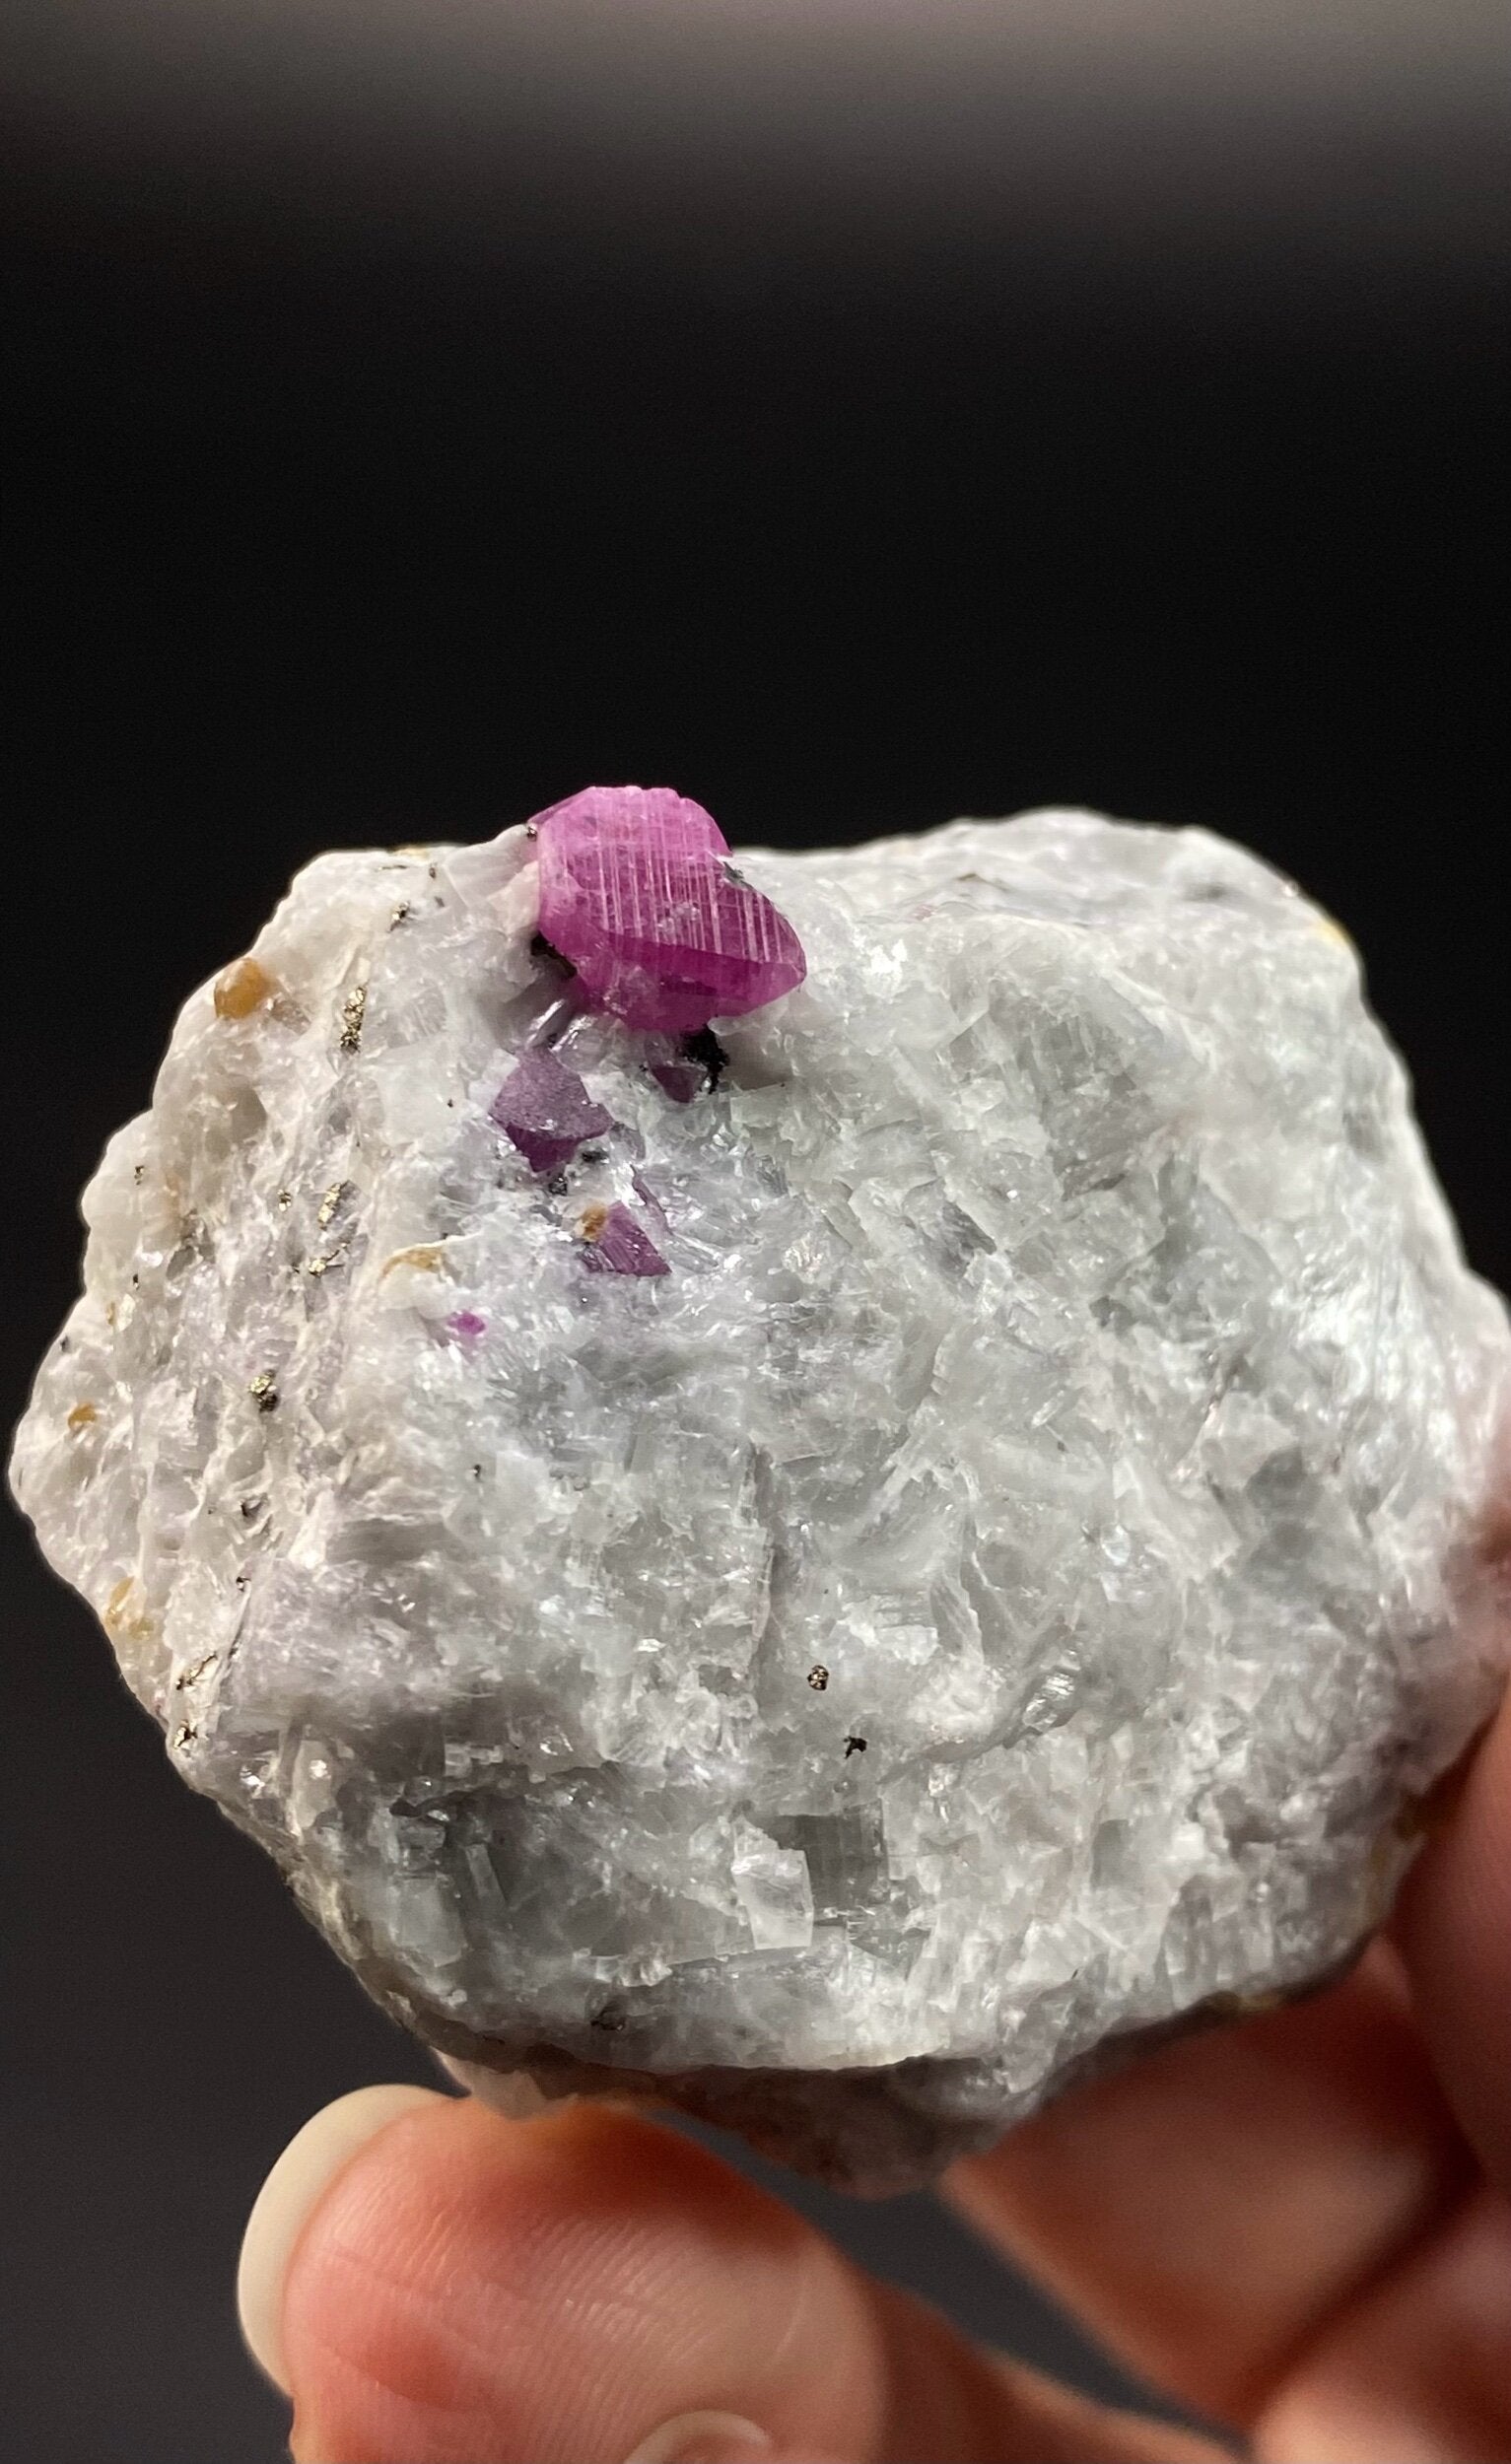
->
[3,6,1508,2456]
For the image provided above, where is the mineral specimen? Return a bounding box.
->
[11,799,1511,2191]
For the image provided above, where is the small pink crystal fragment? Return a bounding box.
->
[580,1203,669,1276]
[445,1310,488,1344]
[650,1061,703,1104]
[490,1051,614,1174]
[528,785,806,1035]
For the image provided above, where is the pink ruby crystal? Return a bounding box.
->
[649,1061,703,1104]
[490,1051,615,1174]
[528,785,806,1035]
[580,1202,669,1277]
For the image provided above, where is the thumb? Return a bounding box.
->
[237,2085,1222,2464]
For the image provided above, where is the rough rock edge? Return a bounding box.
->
[414,1944,1374,2192]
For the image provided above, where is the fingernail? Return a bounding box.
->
[625,2412,774,2464]
[237,2084,443,2392]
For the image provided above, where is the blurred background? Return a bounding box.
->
[3,4,1508,2455]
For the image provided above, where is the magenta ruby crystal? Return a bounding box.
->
[649,1061,703,1104]
[527,785,806,1035]
[581,1202,669,1276]
[489,1052,615,1174]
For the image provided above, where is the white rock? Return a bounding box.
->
[12,810,1510,2187]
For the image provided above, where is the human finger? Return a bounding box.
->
[1396,1681,1511,2191]
[946,1944,1470,2430]
[1255,2186,1511,2463]
[240,2086,1230,2464]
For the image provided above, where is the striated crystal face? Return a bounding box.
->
[532,784,807,1034]
[10,808,1511,2189]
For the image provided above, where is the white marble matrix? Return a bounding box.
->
[12,811,1509,2185]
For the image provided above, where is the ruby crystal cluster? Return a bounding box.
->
[486,786,806,1276]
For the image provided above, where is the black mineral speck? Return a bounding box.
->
[843,1735,867,1758]
[681,1026,729,1089]
[530,930,574,975]
[807,1665,830,1692]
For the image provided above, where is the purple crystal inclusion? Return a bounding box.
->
[649,1061,703,1105]
[490,1051,615,1174]
[581,1203,668,1276]
[445,1310,488,1344]
[527,786,805,1035]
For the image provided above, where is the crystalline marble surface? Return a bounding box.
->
[11,807,1510,2189]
